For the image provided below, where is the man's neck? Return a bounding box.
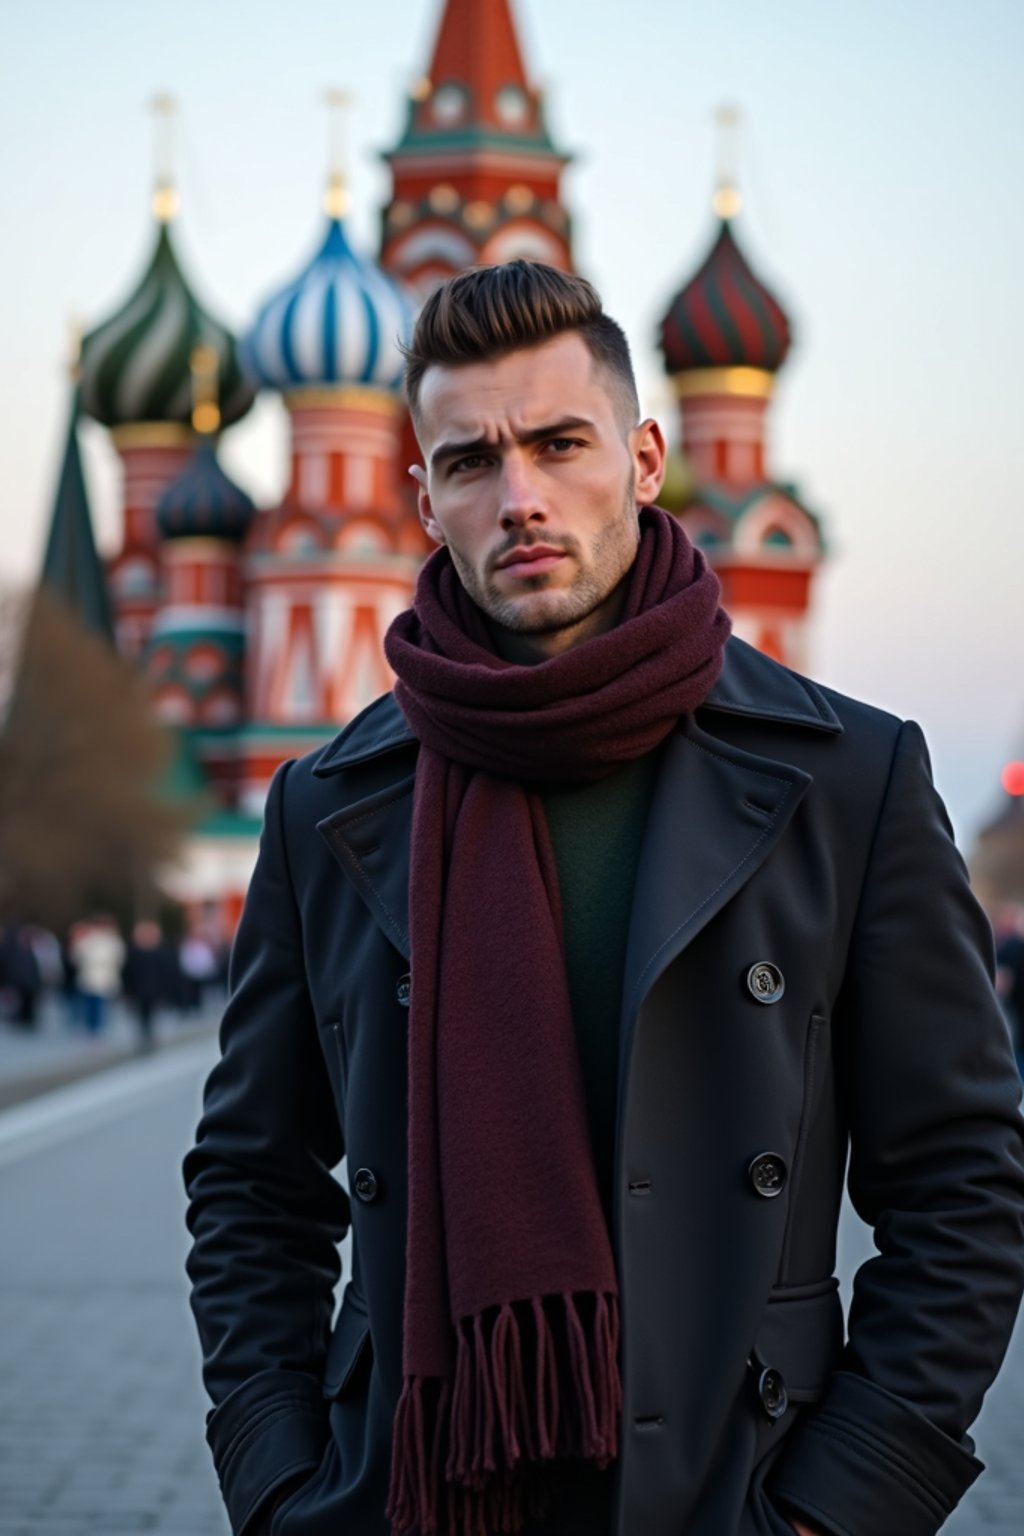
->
[488,578,629,665]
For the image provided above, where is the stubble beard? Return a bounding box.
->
[450,476,640,638]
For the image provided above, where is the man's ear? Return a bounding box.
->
[631,418,667,506]
[410,464,445,545]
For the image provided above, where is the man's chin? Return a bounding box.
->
[487,594,596,638]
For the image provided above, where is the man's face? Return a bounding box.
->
[412,332,666,657]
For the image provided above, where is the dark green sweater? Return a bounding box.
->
[523,753,658,1536]
[541,750,659,1217]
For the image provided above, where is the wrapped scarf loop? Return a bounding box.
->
[382,507,731,1536]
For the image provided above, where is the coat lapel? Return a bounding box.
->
[313,694,417,960]
[621,716,812,1030]
[316,776,416,960]
[620,637,842,1032]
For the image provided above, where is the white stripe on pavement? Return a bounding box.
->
[0,1038,217,1169]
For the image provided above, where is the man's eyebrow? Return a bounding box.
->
[429,416,597,471]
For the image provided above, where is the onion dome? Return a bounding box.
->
[659,219,792,375]
[155,437,255,541]
[242,217,416,393]
[79,224,255,429]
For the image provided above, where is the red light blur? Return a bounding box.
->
[1002,761,1024,797]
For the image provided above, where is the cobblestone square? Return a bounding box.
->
[0,1047,1020,1534]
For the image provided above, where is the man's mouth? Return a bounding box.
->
[494,545,567,577]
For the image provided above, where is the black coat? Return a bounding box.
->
[184,638,1024,1536]
[122,939,177,1010]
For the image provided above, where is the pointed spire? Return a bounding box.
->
[190,343,220,435]
[398,0,554,149]
[381,0,573,281]
[323,88,354,220]
[39,391,114,642]
[427,0,530,111]
[712,105,742,221]
[149,93,180,224]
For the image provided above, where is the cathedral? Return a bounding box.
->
[46,0,827,930]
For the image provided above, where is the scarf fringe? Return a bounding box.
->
[386,1291,621,1536]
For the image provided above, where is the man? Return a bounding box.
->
[184,262,1024,1536]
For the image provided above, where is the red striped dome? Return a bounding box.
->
[659,219,791,375]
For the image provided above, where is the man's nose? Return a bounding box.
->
[497,455,546,529]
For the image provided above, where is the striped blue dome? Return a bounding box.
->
[243,218,416,393]
[156,437,255,541]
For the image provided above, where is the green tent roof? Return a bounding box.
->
[39,390,114,642]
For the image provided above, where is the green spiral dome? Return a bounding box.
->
[79,223,255,430]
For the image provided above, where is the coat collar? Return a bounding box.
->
[311,635,841,781]
[314,637,839,977]
[701,636,842,735]
[312,691,415,777]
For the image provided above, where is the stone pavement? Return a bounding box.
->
[0,996,222,1110]
[0,1045,231,1536]
[0,1045,1020,1535]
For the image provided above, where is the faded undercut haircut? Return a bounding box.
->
[403,260,641,432]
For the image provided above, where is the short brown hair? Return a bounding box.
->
[403,260,640,429]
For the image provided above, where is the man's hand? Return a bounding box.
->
[791,1521,823,1536]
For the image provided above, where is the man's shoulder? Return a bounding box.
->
[273,644,908,809]
[706,636,904,746]
[270,693,413,809]
[312,692,414,775]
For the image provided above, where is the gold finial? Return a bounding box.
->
[712,104,742,221]
[410,76,432,103]
[149,93,180,222]
[190,343,221,435]
[323,87,353,219]
[67,314,84,383]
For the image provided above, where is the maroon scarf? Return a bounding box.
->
[382,508,730,1536]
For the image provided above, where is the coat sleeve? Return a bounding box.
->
[183,760,350,1536]
[769,719,1024,1536]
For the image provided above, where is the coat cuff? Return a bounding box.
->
[206,1369,329,1535]
[767,1371,983,1536]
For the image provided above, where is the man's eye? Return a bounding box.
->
[451,454,487,474]
[547,438,579,453]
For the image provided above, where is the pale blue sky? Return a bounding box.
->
[2,0,1023,840]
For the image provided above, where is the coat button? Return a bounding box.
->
[395,973,411,1008]
[747,961,785,1004]
[748,1152,788,1198]
[758,1366,788,1420]
[353,1167,380,1203]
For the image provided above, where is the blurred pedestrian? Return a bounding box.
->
[24,925,64,996]
[179,929,219,1013]
[122,919,174,1049]
[68,913,125,1034]
[0,923,42,1028]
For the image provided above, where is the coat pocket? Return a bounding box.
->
[750,1276,843,1407]
[779,1012,828,1281]
[739,1279,841,1533]
[747,1277,844,1490]
[315,1019,349,1139]
[323,1289,372,1399]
